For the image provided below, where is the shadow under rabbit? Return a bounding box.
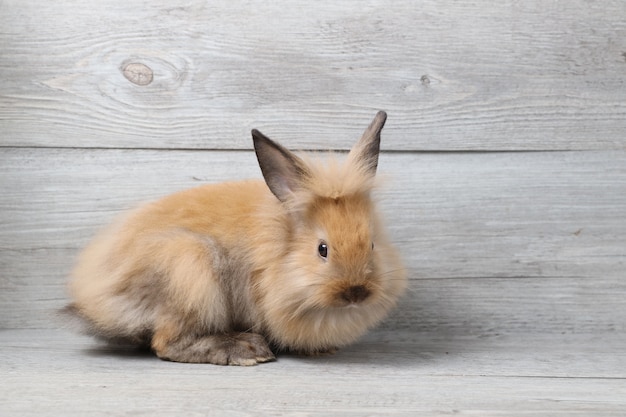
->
[83,340,154,360]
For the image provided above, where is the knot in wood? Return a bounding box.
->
[122,62,153,86]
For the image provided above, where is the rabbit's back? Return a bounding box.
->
[67,180,276,342]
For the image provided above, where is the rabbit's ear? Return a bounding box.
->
[348,111,387,176]
[252,129,309,202]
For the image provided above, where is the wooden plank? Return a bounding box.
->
[1,329,625,416]
[1,0,625,151]
[1,148,624,273]
[5,329,625,379]
[3,253,626,334]
[1,148,624,330]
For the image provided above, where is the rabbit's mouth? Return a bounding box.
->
[340,303,363,310]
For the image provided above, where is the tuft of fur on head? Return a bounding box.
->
[285,152,378,214]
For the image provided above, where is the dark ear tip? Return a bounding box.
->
[251,129,270,148]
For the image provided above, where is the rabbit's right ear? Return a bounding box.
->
[347,111,386,177]
[252,129,309,202]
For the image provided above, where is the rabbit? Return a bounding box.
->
[65,111,407,365]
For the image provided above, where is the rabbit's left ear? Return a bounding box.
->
[252,129,310,203]
[347,111,387,176]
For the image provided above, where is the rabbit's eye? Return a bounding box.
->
[371,242,375,251]
[318,241,328,259]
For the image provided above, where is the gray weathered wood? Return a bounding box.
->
[2,1,626,414]
[1,0,625,151]
[1,329,625,416]
[1,149,624,331]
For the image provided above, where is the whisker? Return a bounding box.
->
[377,268,409,277]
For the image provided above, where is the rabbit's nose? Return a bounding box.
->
[341,285,371,304]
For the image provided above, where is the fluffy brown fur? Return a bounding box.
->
[66,111,407,365]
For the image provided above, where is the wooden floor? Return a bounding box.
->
[2,328,626,416]
[1,1,625,415]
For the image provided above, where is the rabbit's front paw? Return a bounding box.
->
[154,332,275,366]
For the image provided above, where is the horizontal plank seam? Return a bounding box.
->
[476,375,626,381]
[0,145,594,154]
[407,276,589,281]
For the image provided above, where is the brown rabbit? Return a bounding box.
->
[66,111,406,365]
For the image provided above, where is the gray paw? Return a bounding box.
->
[156,332,275,366]
[211,332,276,366]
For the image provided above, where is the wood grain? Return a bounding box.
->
[1,0,625,150]
[1,149,624,331]
[2,1,626,413]
[1,329,625,416]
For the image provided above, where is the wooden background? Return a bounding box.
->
[1,0,625,415]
